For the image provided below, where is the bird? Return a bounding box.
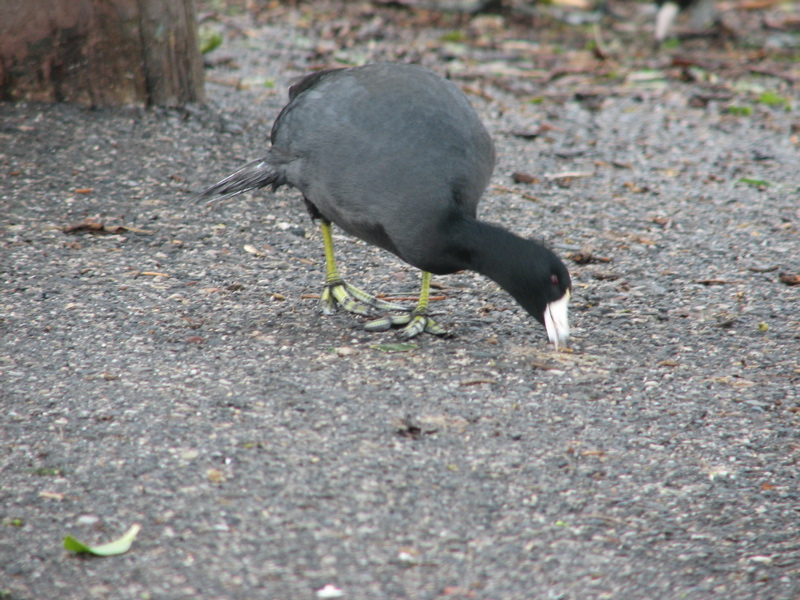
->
[654,0,715,43]
[195,63,571,347]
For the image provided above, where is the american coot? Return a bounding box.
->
[196,63,571,347]
[655,0,714,42]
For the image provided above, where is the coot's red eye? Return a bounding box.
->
[550,274,559,287]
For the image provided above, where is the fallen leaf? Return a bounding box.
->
[757,91,791,110]
[580,450,606,457]
[459,378,496,386]
[779,273,800,286]
[531,360,561,370]
[623,181,649,193]
[568,249,611,265]
[207,468,226,483]
[199,27,223,54]
[732,0,783,9]
[695,279,740,285]
[394,415,425,439]
[243,244,265,257]
[442,587,476,597]
[712,376,757,387]
[371,343,418,353]
[63,219,152,235]
[592,272,620,281]
[737,177,770,188]
[64,523,140,556]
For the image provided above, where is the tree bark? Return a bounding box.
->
[0,0,204,107]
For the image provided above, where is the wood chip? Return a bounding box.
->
[140,271,169,278]
[512,171,540,184]
[544,171,594,180]
[694,279,742,285]
[39,491,65,500]
[580,450,606,457]
[459,378,496,386]
[531,361,560,370]
[748,265,779,273]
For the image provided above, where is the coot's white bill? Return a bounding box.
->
[544,290,570,350]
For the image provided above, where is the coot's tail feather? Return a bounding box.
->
[193,152,290,205]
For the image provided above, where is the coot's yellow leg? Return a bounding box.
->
[318,219,409,316]
[363,270,446,338]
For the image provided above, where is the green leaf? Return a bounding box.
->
[370,343,418,353]
[64,523,141,556]
[737,178,770,188]
[198,27,223,54]
[757,91,790,110]
[439,31,465,43]
[30,467,61,476]
[726,105,752,116]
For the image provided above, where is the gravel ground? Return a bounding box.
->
[2,2,800,599]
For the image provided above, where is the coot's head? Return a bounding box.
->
[509,249,572,348]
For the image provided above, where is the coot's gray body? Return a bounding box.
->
[274,64,495,274]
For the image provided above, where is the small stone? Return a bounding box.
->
[316,584,344,598]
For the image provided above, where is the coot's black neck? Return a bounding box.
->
[430,217,563,324]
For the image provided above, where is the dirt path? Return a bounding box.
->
[2,2,799,599]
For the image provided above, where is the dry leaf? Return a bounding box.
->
[779,273,800,286]
[63,219,152,235]
[207,468,226,483]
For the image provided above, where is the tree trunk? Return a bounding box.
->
[0,0,204,107]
